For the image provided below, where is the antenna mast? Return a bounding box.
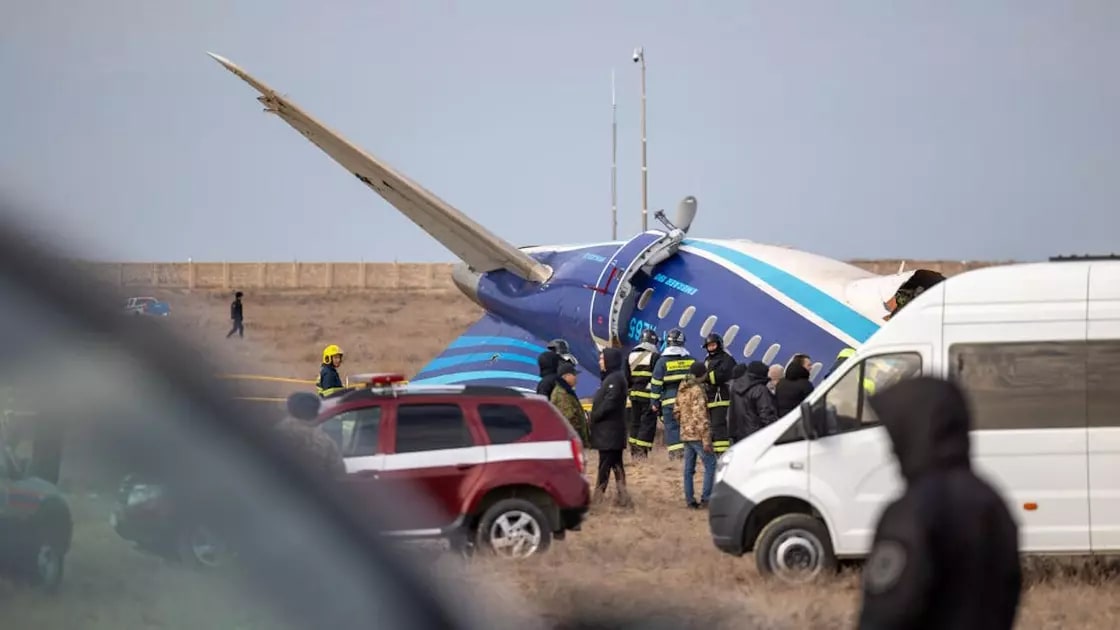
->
[611,69,618,240]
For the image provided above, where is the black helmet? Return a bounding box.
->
[704,332,724,353]
[665,328,686,346]
[548,338,570,355]
[639,328,660,346]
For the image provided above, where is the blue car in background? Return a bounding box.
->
[123,297,170,317]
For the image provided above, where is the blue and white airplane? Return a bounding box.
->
[209,53,929,398]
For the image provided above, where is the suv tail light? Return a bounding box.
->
[569,438,585,474]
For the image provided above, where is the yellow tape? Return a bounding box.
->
[216,374,316,385]
[232,397,288,402]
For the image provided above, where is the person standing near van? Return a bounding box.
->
[550,362,589,446]
[226,291,244,339]
[626,329,660,459]
[775,355,814,418]
[674,361,715,508]
[728,361,778,441]
[649,329,694,461]
[701,333,736,455]
[858,377,1021,630]
[588,347,631,506]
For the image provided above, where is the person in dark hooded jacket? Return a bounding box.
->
[858,377,1021,630]
[535,350,561,397]
[774,354,814,418]
[588,347,631,506]
[727,360,778,441]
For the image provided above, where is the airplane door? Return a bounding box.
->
[1088,264,1120,552]
[945,320,1091,552]
[807,349,926,556]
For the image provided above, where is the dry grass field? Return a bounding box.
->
[4,287,1120,628]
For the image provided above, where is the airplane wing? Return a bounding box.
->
[206,52,552,284]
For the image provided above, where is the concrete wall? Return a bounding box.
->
[85,260,1013,291]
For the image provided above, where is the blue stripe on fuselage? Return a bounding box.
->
[683,239,879,344]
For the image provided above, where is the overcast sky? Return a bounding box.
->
[2,1,1117,263]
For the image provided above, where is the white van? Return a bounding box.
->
[707,259,1120,583]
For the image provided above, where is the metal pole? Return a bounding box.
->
[611,69,618,240]
[637,47,648,232]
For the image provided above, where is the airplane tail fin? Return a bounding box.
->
[206,52,552,284]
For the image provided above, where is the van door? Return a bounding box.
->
[806,348,927,556]
[945,325,1090,552]
[1088,264,1120,552]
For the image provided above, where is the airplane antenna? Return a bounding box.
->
[611,69,618,240]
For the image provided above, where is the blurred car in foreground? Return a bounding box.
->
[123,296,170,317]
[0,440,73,592]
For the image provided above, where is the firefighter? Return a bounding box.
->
[701,332,736,453]
[626,328,660,459]
[649,328,694,461]
[826,346,878,395]
[316,344,346,397]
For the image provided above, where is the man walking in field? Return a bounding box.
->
[226,291,245,339]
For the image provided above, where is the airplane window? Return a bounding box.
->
[762,343,782,364]
[743,335,762,358]
[636,288,654,310]
[699,315,718,338]
[722,325,740,346]
[678,305,696,327]
[657,296,675,319]
[809,362,824,380]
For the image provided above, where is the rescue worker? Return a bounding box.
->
[626,328,660,459]
[674,361,715,508]
[826,347,878,395]
[701,333,736,454]
[550,362,589,446]
[588,347,631,507]
[649,328,694,461]
[728,360,777,441]
[316,344,346,397]
[858,377,1021,630]
[274,392,346,480]
[775,354,814,418]
[536,338,574,397]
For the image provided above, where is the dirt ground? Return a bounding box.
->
[4,287,1119,628]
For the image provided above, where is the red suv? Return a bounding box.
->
[315,374,590,558]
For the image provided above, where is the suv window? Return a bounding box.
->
[478,404,533,444]
[321,406,382,456]
[794,352,923,441]
[394,404,474,453]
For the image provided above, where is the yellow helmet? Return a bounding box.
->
[322,344,344,364]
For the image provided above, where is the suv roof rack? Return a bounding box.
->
[1049,254,1120,262]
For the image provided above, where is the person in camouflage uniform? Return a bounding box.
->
[550,363,589,446]
[674,362,716,508]
[274,394,347,480]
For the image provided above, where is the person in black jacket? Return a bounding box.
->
[701,333,736,454]
[727,361,778,441]
[226,291,244,339]
[588,347,631,507]
[774,354,814,418]
[536,338,575,397]
[858,377,1021,630]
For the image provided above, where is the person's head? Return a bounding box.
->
[792,353,811,370]
[599,347,623,374]
[235,291,244,300]
[665,328,686,348]
[688,361,707,382]
[558,362,578,387]
[322,344,344,367]
[704,332,724,355]
[868,377,972,481]
[768,364,784,384]
[548,338,570,355]
[639,328,660,348]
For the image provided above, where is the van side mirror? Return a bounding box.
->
[800,401,828,440]
[286,392,322,422]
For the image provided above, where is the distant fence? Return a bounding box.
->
[82,259,1011,291]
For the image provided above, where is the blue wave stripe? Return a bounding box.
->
[683,239,880,343]
[448,335,546,353]
[421,351,539,372]
[409,370,540,386]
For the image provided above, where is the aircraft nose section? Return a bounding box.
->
[451,263,484,308]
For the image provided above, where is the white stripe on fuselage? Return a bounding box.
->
[680,245,860,348]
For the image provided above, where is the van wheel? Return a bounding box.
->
[475,498,552,559]
[754,513,836,584]
[176,523,232,570]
